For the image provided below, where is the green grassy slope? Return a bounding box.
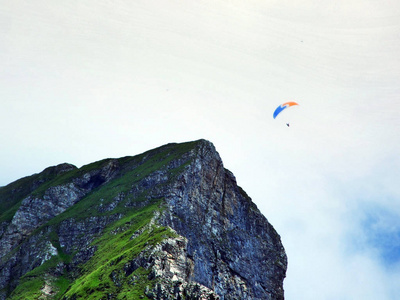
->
[4,140,200,299]
[0,164,77,223]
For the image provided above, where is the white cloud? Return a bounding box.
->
[1,1,400,299]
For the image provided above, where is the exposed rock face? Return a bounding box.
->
[0,140,287,300]
[161,142,286,299]
[0,160,119,257]
[128,233,219,300]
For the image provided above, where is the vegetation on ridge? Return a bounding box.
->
[0,164,77,223]
[3,140,202,299]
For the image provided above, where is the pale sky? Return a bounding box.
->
[1,1,400,299]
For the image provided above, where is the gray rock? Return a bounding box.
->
[0,139,286,300]
[160,140,286,300]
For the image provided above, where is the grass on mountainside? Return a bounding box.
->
[45,140,196,224]
[7,201,173,300]
[1,140,197,224]
[5,140,201,299]
[6,277,43,300]
[7,249,72,299]
[64,203,174,299]
[0,165,77,223]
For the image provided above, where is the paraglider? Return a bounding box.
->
[273,102,299,127]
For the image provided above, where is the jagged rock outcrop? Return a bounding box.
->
[160,142,286,299]
[0,139,287,300]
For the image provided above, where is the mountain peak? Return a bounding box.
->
[0,140,286,300]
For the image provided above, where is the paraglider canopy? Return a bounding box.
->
[273,101,299,119]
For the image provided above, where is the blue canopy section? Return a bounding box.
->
[273,105,287,119]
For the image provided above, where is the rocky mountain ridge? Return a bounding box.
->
[0,139,287,299]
